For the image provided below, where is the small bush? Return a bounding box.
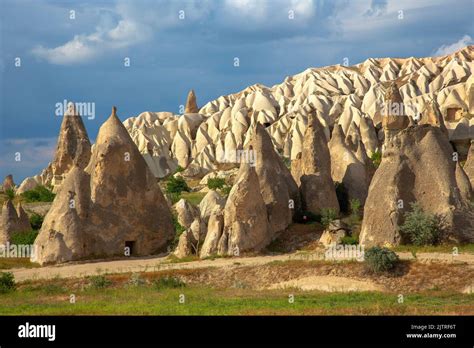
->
[166,192,181,205]
[88,275,112,289]
[21,185,55,203]
[371,150,382,168]
[364,247,399,273]
[335,182,349,214]
[349,198,361,217]
[400,203,440,246]
[321,208,338,229]
[43,283,65,294]
[5,188,15,200]
[0,272,16,293]
[10,230,38,245]
[170,215,186,250]
[165,176,190,194]
[174,166,185,173]
[220,185,232,196]
[341,235,358,245]
[29,213,44,230]
[207,177,226,190]
[153,276,185,289]
[282,157,291,169]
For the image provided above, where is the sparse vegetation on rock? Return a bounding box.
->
[364,247,399,273]
[400,203,440,246]
[21,185,55,203]
[0,272,15,293]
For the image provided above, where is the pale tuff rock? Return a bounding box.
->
[16,177,38,194]
[381,82,410,139]
[174,199,200,229]
[21,48,474,187]
[319,220,349,247]
[419,98,448,136]
[171,131,192,168]
[329,125,370,205]
[200,212,224,258]
[199,190,226,224]
[33,107,174,265]
[360,125,474,248]
[32,167,91,264]
[2,175,15,191]
[16,203,31,233]
[50,102,91,190]
[174,216,207,258]
[291,112,339,215]
[217,163,270,255]
[359,116,379,157]
[17,102,91,193]
[185,89,199,114]
[0,200,32,245]
[456,162,472,202]
[248,123,299,236]
[465,141,474,187]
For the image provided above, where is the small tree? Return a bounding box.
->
[165,176,190,194]
[5,188,15,200]
[400,203,440,246]
[370,150,382,168]
[21,185,55,202]
[29,213,44,230]
[321,208,338,229]
[207,177,226,190]
[0,272,16,293]
[364,247,399,273]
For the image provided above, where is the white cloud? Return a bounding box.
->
[433,35,473,56]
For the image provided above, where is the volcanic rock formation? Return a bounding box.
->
[17,102,91,193]
[0,201,31,245]
[360,124,474,247]
[291,112,339,215]
[33,107,174,265]
[217,162,270,256]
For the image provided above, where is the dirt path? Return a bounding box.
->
[9,251,474,283]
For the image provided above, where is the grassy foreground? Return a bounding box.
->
[0,278,473,315]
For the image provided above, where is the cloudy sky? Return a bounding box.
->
[0,0,473,181]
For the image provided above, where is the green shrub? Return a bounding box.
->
[207,177,226,190]
[371,150,382,168]
[153,276,185,289]
[335,182,349,214]
[174,166,185,173]
[282,157,291,169]
[220,185,232,196]
[29,213,44,230]
[165,176,190,194]
[21,185,55,203]
[400,203,440,246]
[364,247,399,273]
[170,215,186,249]
[0,272,16,293]
[166,192,181,205]
[341,235,358,245]
[5,188,15,200]
[43,283,66,294]
[10,230,38,245]
[89,275,112,289]
[349,198,361,217]
[321,208,338,229]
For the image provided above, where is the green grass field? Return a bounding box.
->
[0,276,473,315]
